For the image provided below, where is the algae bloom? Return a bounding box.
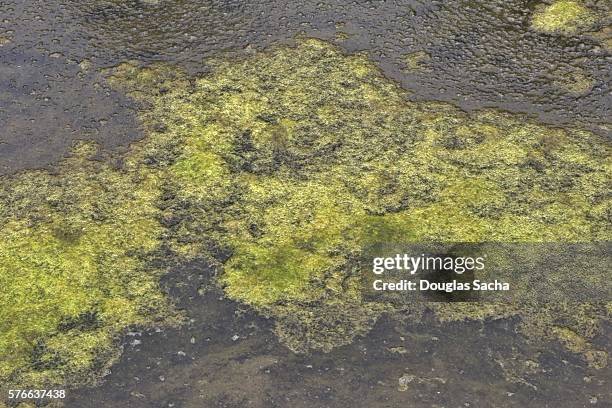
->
[113,40,610,355]
[1,38,610,390]
[531,1,596,35]
[0,143,180,389]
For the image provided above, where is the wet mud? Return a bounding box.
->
[65,262,611,408]
[0,48,140,174]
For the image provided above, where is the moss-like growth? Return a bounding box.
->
[2,38,609,391]
[531,1,596,35]
[112,39,609,353]
[0,143,180,389]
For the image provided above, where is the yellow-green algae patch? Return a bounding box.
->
[0,143,180,389]
[402,50,431,71]
[551,65,595,95]
[531,1,597,35]
[108,39,611,354]
[2,37,610,391]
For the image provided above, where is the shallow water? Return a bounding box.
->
[1,0,610,407]
[64,261,612,407]
[1,0,609,175]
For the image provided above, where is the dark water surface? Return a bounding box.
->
[1,1,610,406]
[65,261,612,407]
[1,0,610,174]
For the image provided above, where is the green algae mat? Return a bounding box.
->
[1,39,610,396]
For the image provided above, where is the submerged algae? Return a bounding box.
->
[2,38,610,390]
[550,66,595,95]
[531,1,597,35]
[403,51,431,71]
[113,40,610,353]
[0,143,181,389]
